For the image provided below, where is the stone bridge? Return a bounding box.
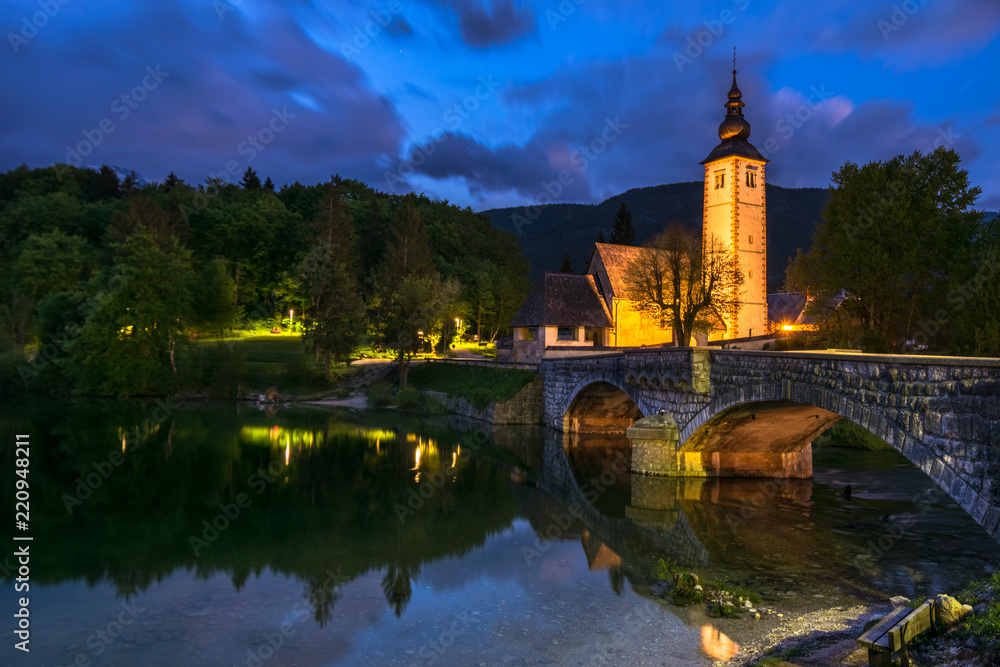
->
[540,348,1000,542]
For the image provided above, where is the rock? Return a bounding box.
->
[934,594,972,628]
[264,385,279,402]
[890,596,911,608]
[675,572,699,587]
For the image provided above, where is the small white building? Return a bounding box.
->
[508,273,614,363]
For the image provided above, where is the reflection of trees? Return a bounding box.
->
[0,401,518,624]
[381,563,418,618]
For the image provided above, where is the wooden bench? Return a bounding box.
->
[856,600,936,666]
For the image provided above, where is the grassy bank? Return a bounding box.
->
[406,363,536,409]
[189,334,352,399]
[812,419,892,451]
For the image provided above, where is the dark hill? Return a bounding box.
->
[483,182,831,292]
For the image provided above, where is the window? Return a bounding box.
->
[746,170,757,188]
[714,172,725,189]
[557,326,574,341]
[522,327,536,341]
[748,270,753,279]
[748,235,753,244]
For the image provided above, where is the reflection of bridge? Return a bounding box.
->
[539,348,1000,543]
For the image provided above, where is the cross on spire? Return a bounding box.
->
[733,47,737,73]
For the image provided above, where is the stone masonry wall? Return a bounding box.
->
[540,348,1000,541]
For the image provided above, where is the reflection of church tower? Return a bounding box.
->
[701,61,768,339]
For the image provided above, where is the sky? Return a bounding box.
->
[2,0,1000,211]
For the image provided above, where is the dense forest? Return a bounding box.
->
[0,164,532,396]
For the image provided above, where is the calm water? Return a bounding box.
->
[2,399,999,666]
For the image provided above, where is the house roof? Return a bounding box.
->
[768,291,848,326]
[767,292,808,325]
[509,273,614,328]
[590,243,652,299]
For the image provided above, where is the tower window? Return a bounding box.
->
[746,170,757,188]
[748,270,753,278]
[714,173,725,189]
[748,235,753,244]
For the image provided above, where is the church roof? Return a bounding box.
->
[509,273,614,328]
[591,243,652,299]
[701,138,768,164]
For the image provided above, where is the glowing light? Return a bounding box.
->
[701,626,740,660]
[285,443,290,465]
[412,446,421,470]
[122,435,126,453]
[451,452,457,468]
[782,324,794,331]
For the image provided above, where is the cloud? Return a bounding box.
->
[399,130,593,201]
[429,0,537,47]
[0,1,406,187]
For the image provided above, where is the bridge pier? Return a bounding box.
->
[626,408,814,479]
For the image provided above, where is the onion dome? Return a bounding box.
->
[718,71,751,141]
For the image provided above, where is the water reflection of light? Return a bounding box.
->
[122,435,126,453]
[412,447,421,470]
[285,443,290,465]
[701,626,740,660]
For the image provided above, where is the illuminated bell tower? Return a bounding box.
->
[700,59,768,339]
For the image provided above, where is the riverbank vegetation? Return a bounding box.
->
[406,363,537,409]
[0,164,531,397]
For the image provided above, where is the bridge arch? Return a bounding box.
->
[562,373,652,433]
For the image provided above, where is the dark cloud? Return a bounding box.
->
[403,130,593,201]
[0,1,405,187]
[436,0,537,48]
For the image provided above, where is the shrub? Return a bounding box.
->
[392,386,423,409]
[367,382,393,407]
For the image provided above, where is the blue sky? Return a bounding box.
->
[2,0,999,209]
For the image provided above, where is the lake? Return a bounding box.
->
[2,399,998,666]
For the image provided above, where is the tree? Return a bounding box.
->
[622,224,743,346]
[610,203,636,245]
[191,259,242,338]
[72,229,194,396]
[370,196,442,388]
[559,252,574,273]
[241,167,261,190]
[262,176,275,192]
[299,179,365,377]
[597,230,605,243]
[786,148,982,352]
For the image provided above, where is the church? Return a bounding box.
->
[507,65,769,362]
